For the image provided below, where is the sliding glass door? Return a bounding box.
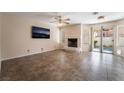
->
[92,26,113,54]
[102,29,113,53]
[93,29,101,52]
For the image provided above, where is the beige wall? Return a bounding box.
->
[62,24,81,38]
[81,24,91,52]
[1,13,59,60]
[0,13,2,70]
[115,19,124,57]
[1,13,124,60]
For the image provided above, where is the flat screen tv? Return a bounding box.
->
[32,26,50,39]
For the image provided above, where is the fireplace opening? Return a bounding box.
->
[68,38,78,47]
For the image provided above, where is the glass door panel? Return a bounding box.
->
[102,30,113,53]
[93,29,101,52]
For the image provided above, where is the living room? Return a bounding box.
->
[1,12,124,81]
[1,0,124,92]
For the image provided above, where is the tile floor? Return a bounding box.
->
[1,50,124,81]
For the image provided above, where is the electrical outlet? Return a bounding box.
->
[41,48,43,51]
[27,49,30,53]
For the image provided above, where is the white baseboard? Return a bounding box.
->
[1,48,58,61]
[0,59,1,72]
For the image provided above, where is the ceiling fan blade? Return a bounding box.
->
[65,18,70,21]
[54,16,61,19]
[51,14,71,25]
[64,21,70,24]
[54,17,58,20]
[50,21,57,23]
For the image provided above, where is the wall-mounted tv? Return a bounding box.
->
[32,26,50,39]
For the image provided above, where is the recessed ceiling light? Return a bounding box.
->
[93,12,99,15]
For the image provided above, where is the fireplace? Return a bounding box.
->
[68,38,78,47]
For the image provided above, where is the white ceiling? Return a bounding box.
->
[8,12,124,24]
[63,12,124,24]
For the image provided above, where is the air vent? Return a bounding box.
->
[117,49,121,55]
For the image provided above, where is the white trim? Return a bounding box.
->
[117,25,124,47]
[80,24,83,52]
[1,49,58,61]
[117,25,119,47]
[0,59,1,72]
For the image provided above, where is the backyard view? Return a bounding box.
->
[93,28,113,53]
[93,29,101,52]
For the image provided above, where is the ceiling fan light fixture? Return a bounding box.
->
[97,16,105,20]
[50,15,70,27]
[58,23,64,26]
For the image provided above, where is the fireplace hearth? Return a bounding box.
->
[68,38,78,47]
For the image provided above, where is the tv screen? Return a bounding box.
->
[32,26,50,39]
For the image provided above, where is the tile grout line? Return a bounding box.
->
[105,60,109,80]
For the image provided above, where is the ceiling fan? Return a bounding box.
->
[50,14,71,26]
